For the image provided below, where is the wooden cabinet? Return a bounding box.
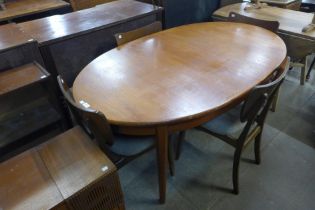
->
[0,24,62,159]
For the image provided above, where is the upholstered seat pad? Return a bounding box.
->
[201,104,246,139]
[110,134,155,156]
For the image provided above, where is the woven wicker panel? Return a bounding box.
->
[66,171,125,210]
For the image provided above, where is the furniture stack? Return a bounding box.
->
[0,126,125,210]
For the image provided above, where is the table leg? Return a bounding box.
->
[156,126,168,204]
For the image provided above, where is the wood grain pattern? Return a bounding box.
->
[18,0,163,45]
[0,0,69,22]
[0,23,33,52]
[0,150,64,210]
[37,126,116,199]
[0,62,49,95]
[73,22,286,126]
[213,2,315,40]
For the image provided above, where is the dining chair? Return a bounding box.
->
[175,58,290,194]
[306,55,315,81]
[227,12,281,111]
[57,75,175,173]
[227,12,280,32]
[114,21,162,46]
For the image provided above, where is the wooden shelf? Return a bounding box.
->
[0,98,61,149]
[0,62,49,96]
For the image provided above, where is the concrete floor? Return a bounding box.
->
[119,65,315,210]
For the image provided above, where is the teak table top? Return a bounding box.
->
[73,22,286,126]
[0,0,69,22]
[212,2,315,40]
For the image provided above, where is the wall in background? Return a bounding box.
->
[137,0,220,28]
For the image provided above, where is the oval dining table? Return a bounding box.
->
[73,22,287,204]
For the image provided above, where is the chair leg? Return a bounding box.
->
[270,88,280,112]
[175,131,185,160]
[306,56,315,81]
[232,147,242,195]
[300,58,307,85]
[254,133,262,165]
[168,135,175,176]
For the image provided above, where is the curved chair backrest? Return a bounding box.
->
[57,76,114,150]
[114,21,162,46]
[228,12,280,33]
[240,57,290,123]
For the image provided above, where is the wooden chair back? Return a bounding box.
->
[240,58,290,124]
[227,12,280,33]
[114,21,162,46]
[69,0,114,11]
[57,76,114,150]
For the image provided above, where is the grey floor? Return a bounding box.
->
[119,63,315,210]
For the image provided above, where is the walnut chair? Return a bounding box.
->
[114,21,162,46]
[176,58,290,194]
[227,12,280,111]
[227,12,280,32]
[57,75,174,173]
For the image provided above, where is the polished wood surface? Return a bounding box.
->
[73,22,286,126]
[0,23,32,52]
[0,0,69,22]
[0,62,49,95]
[18,0,162,45]
[38,126,116,199]
[73,22,286,203]
[213,2,315,40]
[0,150,64,210]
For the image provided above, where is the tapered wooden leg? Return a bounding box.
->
[232,147,242,194]
[175,131,185,160]
[254,133,262,165]
[156,126,168,204]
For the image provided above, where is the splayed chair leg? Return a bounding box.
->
[168,135,175,176]
[254,133,262,165]
[232,147,242,194]
[175,131,185,160]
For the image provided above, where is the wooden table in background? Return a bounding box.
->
[212,2,315,40]
[0,0,70,22]
[260,0,302,10]
[73,22,287,203]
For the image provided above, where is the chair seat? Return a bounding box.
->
[110,134,155,156]
[201,105,246,139]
